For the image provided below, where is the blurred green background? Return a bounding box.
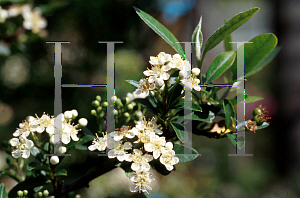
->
[0,0,299,197]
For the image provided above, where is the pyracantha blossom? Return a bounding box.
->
[144,132,166,159]
[143,63,171,86]
[149,52,172,66]
[13,116,38,137]
[22,6,47,34]
[10,135,34,159]
[135,117,163,135]
[126,149,153,172]
[88,133,107,151]
[133,78,155,98]
[159,142,179,171]
[129,170,154,193]
[0,6,8,23]
[181,75,201,91]
[108,141,132,162]
[112,126,135,141]
[36,113,53,133]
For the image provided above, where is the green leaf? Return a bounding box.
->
[223,99,235,129]
[226,134,245,149]
[56,169,67,176]
[192,16,203,60]
[139,191,152,198]
[125,80,140,88]
[27,162,41,171]
[170,122,188,143]
[74,135,96,151]
[8,178,47,198]
[152,161,171,176]
[0,171,20,182]
[245,46,280,77]
[232,33,278,79]
[224,20,234,52]
[192,111,215,122]
[245,96,264,103]
[30,147,44,162]
[206,51,236,83]
[173,144,199,163]
[134,7,185,58]
[201,8,259,66]
[0,184,8,198]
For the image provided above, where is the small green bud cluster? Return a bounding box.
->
[90,94,144,130]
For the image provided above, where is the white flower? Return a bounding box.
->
[0,6,8,23]
[7,4,23,17]
[136,117,163,135]
[159,142,179,171]
[166,54,184,70]
[88,134,107,151]
[108,141,132,162]
[129,170,154,193]
[112,126,135,141]
[126,149,153,172]
[134,78,155,98]
[192,68,200,76]
[50,156,59,165]
[10,135,34,159]
[143,65,170,84]
[181,76,201,91]
[36,114,53,133]
[149,52,171,66]
[144,132,166,159]
[22,6,47,34]
[13,118,38,137]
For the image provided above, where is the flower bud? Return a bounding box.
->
[23,190,28,196]
[50,156,59,165]
[179,70,188,79]
[64,110,73,120]
[115,98,123,107]
[92,100,100,107]
[38,192,43,197]
[17,190,23,197]
[102,102,108,107]
[43,190,49,197]
[111,96,117,102]
[96,106,102,113]
[113,109,118,115]
[127,104,133,110]
[91,109,96,116]
[96,95,101,102]
[192,68,200,76]
[100,112,105,118]
[78,118,88,127]
[124,112,130,118]
[58,146,67,154]
[75,195,81,198]
[155,78,164,87]
[71,109,78,119]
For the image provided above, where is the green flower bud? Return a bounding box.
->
[97,106,102,112]
[102,102,108,107]
[100,112,105,118]
[127,104,133,110]
[96,95,101,102]
[115,98,123,107]
[111,96,117,102]
[38,192,43,197]
[124,112,130,118]
[113,109,118,115]
[92,100,100,107]
[50,196,55,198]
[23,190,28,196]
[43,190,49,196]
[17,190,23,197]
[91,109,97,116]
[75,195,81,198]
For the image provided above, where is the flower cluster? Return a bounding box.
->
[88,117,179,193]
[9,110,87,161]
[133,52,201,98]
[0,4,47,34]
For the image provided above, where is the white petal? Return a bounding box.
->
[130,184,138,192]
[117,155,124,162]
[153,150,160,159]
[12,149,21,158]
[123,142,132,150]
[26,140,34,149]
[166,165,174,171]
[62,134,70,144]
[13,129,21,137]
[71,133,79,141]
[144,143,152,152]
[10,138,19,146]
[131,163,140,171]
[88,144,97,151]
[108,149,115,158]
[22,150,30,159]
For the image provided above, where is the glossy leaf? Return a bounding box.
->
[201,8,259,65]
[206,51,236,83]
[224,20,233,52]
[0,171,20,182]
[27,162,41,171]
[125,80,139,88]
[56,169,67,176]
[226,134,245,149]
[134,7,185,58]
[173,144,199,163]
[245,46,280,77]
[0,184,8,198]
[245,96,263,103]
[134,99,157,114]
[192,110,215,122]
[223,99,235,129]
[192,16,203,60]
[170,122,188,143]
